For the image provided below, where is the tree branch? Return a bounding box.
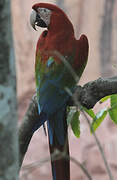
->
[73,76,117,109]
[19,76,117,169]
[18,94,39,168]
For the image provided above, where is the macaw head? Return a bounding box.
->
[30,3,74,34]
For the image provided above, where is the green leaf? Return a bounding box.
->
[67,107,76,125]
[99,95,110,103]
[71,111,80,138]
[108,94,117,124]
[91,108,107,133]
[83,107,96,119]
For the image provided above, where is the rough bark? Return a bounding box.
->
[73,76,117,109]
[0,0,18,179]
[18,95,38,167]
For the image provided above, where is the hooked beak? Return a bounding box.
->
[30,9,48,31]
[30,9,37,30]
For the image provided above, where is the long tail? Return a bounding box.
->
[47,107,70,180]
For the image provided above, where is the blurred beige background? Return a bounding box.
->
[11,0,117,179]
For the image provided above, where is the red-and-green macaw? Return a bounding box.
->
[30,3,89,180]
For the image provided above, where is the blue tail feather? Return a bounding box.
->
[47,106,67,145]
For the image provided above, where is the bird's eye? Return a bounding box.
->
[41,8,46,13]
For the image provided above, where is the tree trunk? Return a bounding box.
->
[0,0,18,179]
[100,0,115,77]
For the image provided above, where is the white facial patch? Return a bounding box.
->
[37,8,52,27]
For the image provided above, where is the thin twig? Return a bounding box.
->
[64,154,93,180]
[72,93,114,180]
[82,111,114,180]
[21,149,92,180]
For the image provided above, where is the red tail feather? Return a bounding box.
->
[49,137,70,180]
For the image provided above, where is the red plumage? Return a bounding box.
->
[33,3,88,67]
[32,3,89,180]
